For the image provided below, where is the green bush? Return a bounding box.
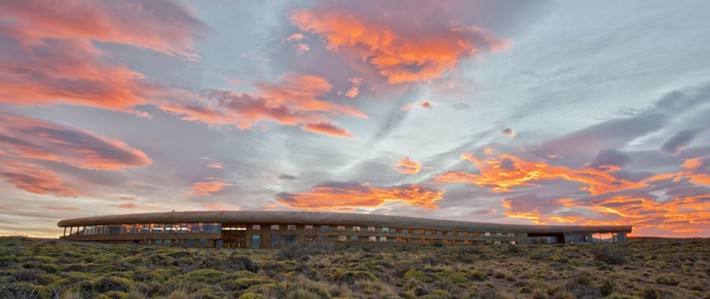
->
[591,245,626,265]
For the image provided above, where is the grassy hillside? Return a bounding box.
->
[0,237,707,299]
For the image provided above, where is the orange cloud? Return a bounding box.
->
[396,157,422,175]
[0,161,78,197]
[0,113,152,171]
[504,195,709,236]
[161,74,362,138]
[276,182,444,209]
[291,10,509,83]
[301,122,353,138]
[192,178,231,195]
[343,78,363,98]
[436,153,645,195]
[0,0,206,110]
[645,157,710,185]
[256,74,367,118]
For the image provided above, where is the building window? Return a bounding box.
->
[508,233,515,238]
[401,228,409,234]
[495,232,503,238]
[305,225,313,230]
[285,235,296,245]
[338,235,347,242]
[436,231,443,236]
[369,236,377,242]
[200,238,207,247]
[368,226,375,232]
[236,225,246,231]
[320,225,330,232]
[305,235,315,241]
[252,224,261,231]
[337,225,346,231]
[251,235,261,249]
[352,226,361,232]
[484,232,491,237]
[287,225,296,231]
[271,224,280,231]
[271,235,281,248]
[350,235,359,241]
[381,227,389,232]
[379,236,387,242]
[448,231,455,236]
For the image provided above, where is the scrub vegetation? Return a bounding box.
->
[1,237,707,299]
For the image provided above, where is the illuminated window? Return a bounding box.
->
[379,236,387,242]
[484,232,491,237]
[495,232,503,238]
[252,224,261,231]
[337,225,346,231]
[352,226,361,232]
[369,236,377,242]
[338,235,347,241]
[381,227,389,232]
[287,225,296,231]
[271,224,280,231]
[305,225,313,230]
[237,225,247,231]
[368,226,375,232]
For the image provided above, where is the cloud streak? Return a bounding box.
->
[276,181,444,209]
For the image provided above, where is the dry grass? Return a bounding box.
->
[0,237,708,298]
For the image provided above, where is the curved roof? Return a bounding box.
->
[58,211,631,233]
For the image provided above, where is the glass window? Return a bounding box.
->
[338,235,347,241]
[271,235,281,248]
[369,236,377,242]
[368,226,375,232]
[252,224,261,231]
[436,231,443,235]
[285,235,296,245]
[271,224,280,231]
[305,235,315,241]
[305,225,313,230]
[382,227,389,232]
[484,232,491,237]
[320,225,330,232]
[350,235,359,241]
[401,228,409,234]
[164,239,171,246]
[353,226,361,231]
[495,232,503,238]
[156,239,163,246]
[251,235,261,249]
[200,238,207,247]
[379,236,387,242]
[287,225,296,231]
[337,225,346,231]
[508,233,515,238]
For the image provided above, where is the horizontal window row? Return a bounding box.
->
[62,223,221,236]
[248,224,517,237]
[63,223,519,238]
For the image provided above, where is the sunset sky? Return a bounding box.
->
[1,0,708,238]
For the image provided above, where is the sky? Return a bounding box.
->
[0,0,708,238]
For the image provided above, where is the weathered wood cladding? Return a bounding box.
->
[58,211,631,248]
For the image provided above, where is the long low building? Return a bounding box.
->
[57,211,632,248]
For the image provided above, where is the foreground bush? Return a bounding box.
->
[0,237,707,298]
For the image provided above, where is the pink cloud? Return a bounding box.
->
[0,113,152,171]
[0,161,78,197]
[291,7,510,84]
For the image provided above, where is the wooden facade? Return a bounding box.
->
[58,211,632,248]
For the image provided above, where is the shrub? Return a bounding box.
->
[591,245,626,265]
[655,274,680,286]
[336,271,377,286]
